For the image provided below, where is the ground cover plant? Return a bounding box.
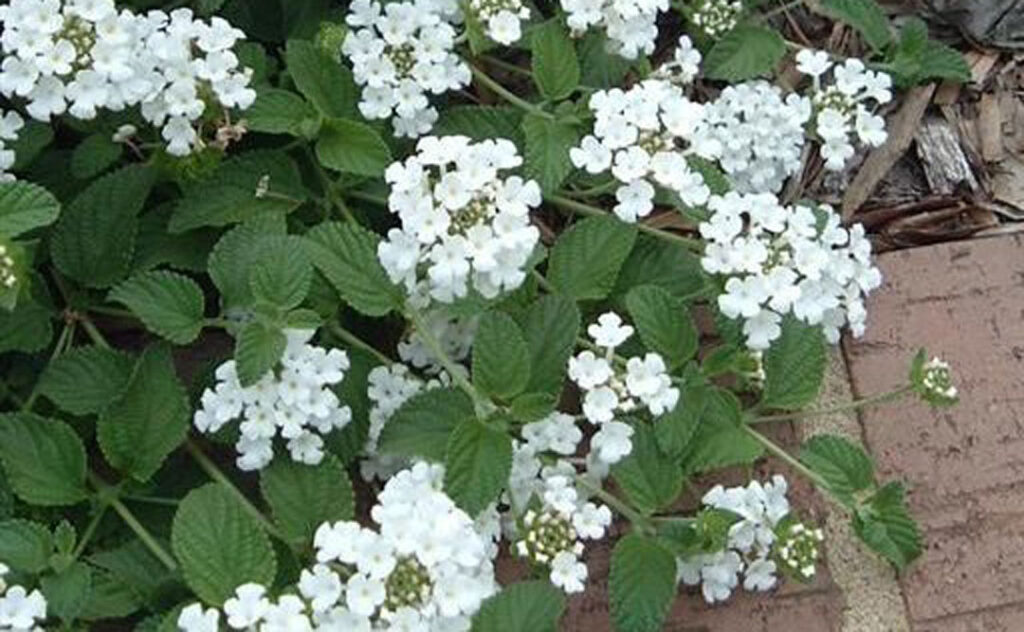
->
[0,0,966,629]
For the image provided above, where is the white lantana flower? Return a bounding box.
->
[193,329,352,471]
[796,50,892,171]
[342,0,469,137]
[571,79,720,223]
[561,0,667,59]
[700,192,882,349]
[470,0,530,45]
[0,570,47,632]
[0,110,24,183]
[377,136,541,304]
[0,1,255,156]
[689,0,744,38]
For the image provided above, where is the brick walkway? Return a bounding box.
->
[560,235,1024,630]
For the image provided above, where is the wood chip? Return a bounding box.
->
[934,51,1000,104]
[916,115,981,193]
[842,84,936,220]
[978,92,1005,161]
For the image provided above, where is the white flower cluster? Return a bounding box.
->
[700,193,882,349]
[651,36,702,87]
[796,50,892,171]
[568,312,679,464]
[678,476,808,604]
[0,1,255,156]
[571,79,719,223]
[193,330,352,471]
[343,0,469,138]
[0,111,23,182]
[470,0,530,45]
[700,81,812,194]
[396,310,476,373]
[688,0,743,38]
[506,415,614,593]
[312,463,498,629]
[561,0,667,60]
[377,136,542,304]
[0,563,46,631]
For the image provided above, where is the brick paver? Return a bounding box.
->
[844,235,1024,630]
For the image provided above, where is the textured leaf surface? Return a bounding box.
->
[821,0,892,50]
[609,534,677,632]
[110,271,206,344]
[304,221,403,316]
[378,388,473,462]
[247,88,318,135]
[0,519,53,572]
[172,484,277,605]
[39,346,135,416]
[704,25,786,82]
[249,235,312,310]
[522,114,581,193]
[235,322,286,387]
[70,134,122,180]
[854,482,923,569]
[97,345,190,482]
[519,294,580,396]
[285,39,359,118]
[315,118,392,176]
[681,389,762,472]
[208,215,287,310]
[548,216,637,301]
[435,106,523,143]
[260,455,355,545]
[532,19,580,101]
[473,310,530,401]
[762,316,826,410]
[626,285,698,368]
[613,424,683,515]
[470,580,566,632]
[0,181,60,238]
[444,418,512,516]
[800,434,875,506]
[41,562,92,622]
[0,414,88,506]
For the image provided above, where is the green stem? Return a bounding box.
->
[80,316,110,349]
[406,307,493,416]
[307,146,356,223]
[743,425,829,490]
[121,495,181,507]
[71,505,108,560]
[751,385,914,424]
[546,195,703,253]
[88,305,137,319]
[563,180,621,199]
[21,323,72,412]
[574,474,652,533]
[109,497,178,570]
[345,190,388,207]
[481,55,533,78]
[327,322,393,366]
[470,65,554,120]
[184,440,287,542]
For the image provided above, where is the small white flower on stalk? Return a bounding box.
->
[914,356,958,406]
[193,329,352,471]
[342,0,468,137]
[688,0,744,38]
[561,0,668,59]
[377,136,542,304]
[571,79,719,223]
[795,50,892,171]
[469,0,531,45]
[699,192,882,349]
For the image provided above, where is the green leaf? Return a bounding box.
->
[208,215,287,311]
[800,435,875,506]
[854,482,922,569]
[97,345,190,482]
[0,519,53,573]
[285,39,359,118]
[521,114,581,193]
[378,387,473,462]
[41,562,92,622]
[509,392,558,422]
[470,580,566,632]
[612,424,683,515]
[169,151,305,233]
[654,383,707,457]
[70,134,122,180]
[435,106,524,144]
[704,25,786,82]
[609,534,677,632]
[761,316,826,410]
[681,389,762,473]
[247,88,319,136]
[532,19,580,101]
[613,234,706,300]
[0,299,52,353]
[444,417,512,516]
[109,271,206,345]
[917,40,970,83]
[235,322,287,387]
[626,285,698,369]
[304,221,403,317]
[0,181,61,238]
[548,216,637,301]
[315,118,392,176]
[473,310,531,401]
[260,454,355,546]
[172,484,277,605]
[0,414,88,506]
[519,294,580,396]
[51,165,154,288]
[821,0,892,51]
[579,33,635,89]
[38,346,135,416]
[249,235,312,310]
[9,122,53,170]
